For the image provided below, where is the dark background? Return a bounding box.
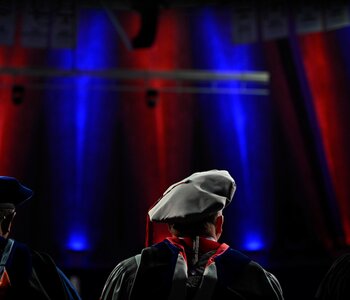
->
[1,1,350,299]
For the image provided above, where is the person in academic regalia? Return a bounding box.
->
[0,176,81,300]
[100,170,284,300]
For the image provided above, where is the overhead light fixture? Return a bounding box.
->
[146,88,159,108]
[12,85,25,105]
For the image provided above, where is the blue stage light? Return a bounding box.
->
[67,233,89,252]
[192,7,274,252]
[243,234,265,251]
[45,9,119,262]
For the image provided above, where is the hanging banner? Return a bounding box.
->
[325,1,350,31]
[232,3,258,44]
[261,3,289,40]
[21,1,51,48]
[0,0,16,46]
[51,0,77,48]
[295,3,324,34]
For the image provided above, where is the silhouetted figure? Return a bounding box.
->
[0,176,81,300]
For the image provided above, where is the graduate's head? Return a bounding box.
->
[167,210,224,241]
[148,170,236,241]
[0,176,33,237]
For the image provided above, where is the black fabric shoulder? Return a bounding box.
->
[214,247,251,288]
[1,241,80,300]
[130,241,179,300]
[31,250,71,300]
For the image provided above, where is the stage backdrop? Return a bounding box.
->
[0,6,349,275]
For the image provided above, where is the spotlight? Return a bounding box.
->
[146,89,159,108]
[12,85,25,105]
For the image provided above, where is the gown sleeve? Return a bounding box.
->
[30,250,82,300]
[56,267,82,300]
[263,268,284,300]
[100,256,138,300]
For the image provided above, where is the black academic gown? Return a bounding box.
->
[0,237,81,300]
[100,237,284,300]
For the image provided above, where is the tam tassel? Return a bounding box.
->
[145,213,153,247]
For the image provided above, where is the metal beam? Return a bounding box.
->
[0,67,269,83]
